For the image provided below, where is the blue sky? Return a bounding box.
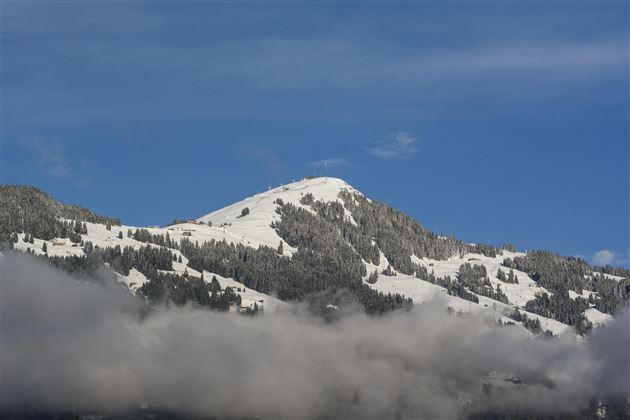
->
[2,2,628,267]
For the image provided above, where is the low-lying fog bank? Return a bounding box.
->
[1,252,628,419]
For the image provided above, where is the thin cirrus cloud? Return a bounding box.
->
[20,136,72,178]
[306,158,349,169]
[5,3,627,126]
[368,132,418,161]
[243,144,285,174]
[19,136,93,187]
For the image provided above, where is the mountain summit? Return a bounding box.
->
[196,177,361,254]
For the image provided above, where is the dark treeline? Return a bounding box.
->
[0,185,120,243]
[301,190,501,277]
[591,272,630,314]
[506,308,548,335]
[503,251,630,315]
[44,242,173,280]
[458,263,509,304]
[594,265,630,278]
[35,246,249,313]
[179,237,412,315]
[523,291,592,335]
[503,251,630,333]
[298,191,508,307]
[139,272,252,313]
[468,396,630,420]
[131,228,179,249]
[503,251,592,293]
[497,267,519,284]
[413,266,479,304]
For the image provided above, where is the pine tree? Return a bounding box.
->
[106,221,112,231]
[277,241,284,255]
[383,264,395,276]
[211,276,221,293]
[366,270,379,284]
[42,242,47,253]
[118,231,123,239]
[360,264,367,277]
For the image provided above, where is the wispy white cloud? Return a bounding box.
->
[592,250,616,266]
[592,249,630,267]
[368,132,418,161]
[243,144,285,174]
[19,135,92,187]
[20,136,71,178]
[306,158,349,169]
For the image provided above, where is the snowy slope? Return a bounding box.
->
[116,268,149,293]
[366,252,570,335]
[193,177,360,255]
[584,308,613,326]
[411,251,553,308]
[201,271,286,313]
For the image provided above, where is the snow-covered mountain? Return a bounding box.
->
[196,177,360,255]
[3,178,627,335]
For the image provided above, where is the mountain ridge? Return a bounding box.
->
[2,178,628,335]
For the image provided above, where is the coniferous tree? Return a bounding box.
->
[366,270,379,284]
[210,276,221,293]
[382,264,395,276]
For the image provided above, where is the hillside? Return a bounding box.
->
[3,179,629,334]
